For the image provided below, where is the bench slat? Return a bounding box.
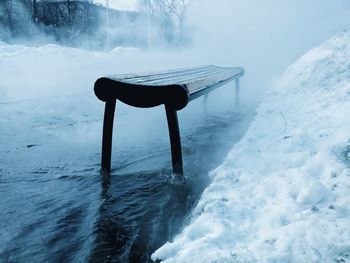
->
[187,71,238,94]
[109,65,213,81]
[136,67,231,86]
[108,66,217,87]
[107,65,243,95]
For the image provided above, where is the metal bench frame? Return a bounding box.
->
[94,65,244,175]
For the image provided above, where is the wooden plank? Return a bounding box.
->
[111,67,219,86]
[109,65,213,82]
[138,67,232,86]
[109,65,221,84]
[116,67,240,94]
[109,66,239,88]
[188,73,241,101]
[186,69,242,93]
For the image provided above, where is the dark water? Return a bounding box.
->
[0,91,254,262]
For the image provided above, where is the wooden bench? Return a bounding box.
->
[94,65,244,175]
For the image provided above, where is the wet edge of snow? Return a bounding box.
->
[152,32,350,263]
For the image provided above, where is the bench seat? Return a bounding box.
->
[94,65,244,110]
[94,65,244,176]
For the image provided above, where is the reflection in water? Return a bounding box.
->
[90,112,253,262]
[92,171,191,262]
[0,94,254,262]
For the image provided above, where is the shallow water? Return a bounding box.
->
[0,91,254,262]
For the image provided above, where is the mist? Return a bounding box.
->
[2,1,350,262]
[2,0,350,132]
[181,0,350,103]
[2,0,350,156]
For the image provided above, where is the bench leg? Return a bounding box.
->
[101,99,116,173]
[203,93,208,105]
[203,94,209,114]
[165,106,184,175]
[235,78,240,108]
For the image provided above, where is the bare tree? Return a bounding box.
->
[1,0,149,50]
[0,0,34,37]
[137,0,190,47]
[170,0,188,43]
[32,0,38,22]
[0,1,15,36]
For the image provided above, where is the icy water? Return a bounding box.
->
[0,90,254,262]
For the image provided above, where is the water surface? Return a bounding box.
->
[0,90,254,262]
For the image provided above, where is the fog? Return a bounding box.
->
[2,0,350,134]
[1,2,350,261]
[2,1,350,110]
[184,0,350,102]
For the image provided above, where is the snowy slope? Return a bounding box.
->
[0,42,142,102]
[152,33,350,262]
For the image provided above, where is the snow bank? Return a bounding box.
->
[152,32,350,262]
[0,42,144,102]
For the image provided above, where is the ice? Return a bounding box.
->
[152,32,350,262]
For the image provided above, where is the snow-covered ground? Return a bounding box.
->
[0,42,162,103]
[152,33,350,262]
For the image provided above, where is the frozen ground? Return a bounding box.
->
[152,32,350,262]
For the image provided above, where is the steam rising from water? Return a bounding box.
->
[3,0,349,103]
[185,0,350,103]
[1,1,350,261]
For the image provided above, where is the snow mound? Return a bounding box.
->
[0,42,142,102]
[152,32,350,262]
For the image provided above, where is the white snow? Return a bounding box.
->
[0,42,142,102]
[152,32,350,262]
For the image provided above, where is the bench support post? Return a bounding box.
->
[235,78,240,108]
[165,106,184,175]
[101,99,116,173]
